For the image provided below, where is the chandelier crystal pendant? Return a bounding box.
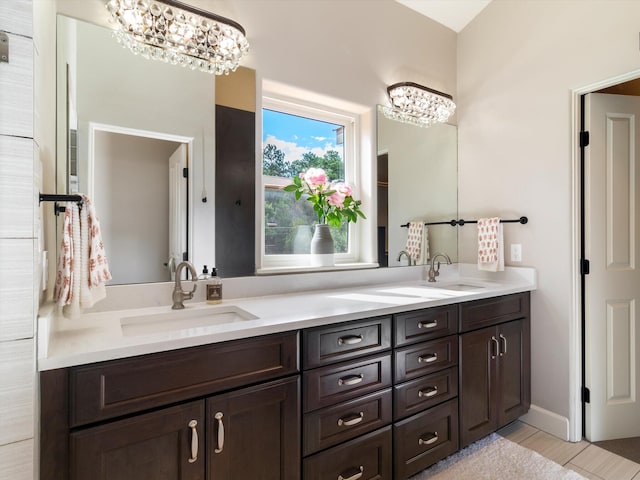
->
[381,82,456,127]
[105,0,249,75]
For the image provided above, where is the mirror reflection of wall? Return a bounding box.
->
[377,108,458,266]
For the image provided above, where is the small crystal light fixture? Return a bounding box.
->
[381,82,456,127]
[105,0,249,75]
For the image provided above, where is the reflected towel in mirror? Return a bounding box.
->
[405,221,430,265]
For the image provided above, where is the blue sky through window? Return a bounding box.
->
[263,109,344,164]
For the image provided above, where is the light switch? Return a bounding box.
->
[510,244,522,262]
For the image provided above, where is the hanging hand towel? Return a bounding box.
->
[54,195,112,318]
[477,217,504,272]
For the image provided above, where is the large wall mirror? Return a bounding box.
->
[56,14,458,285]
[377,109,458,267]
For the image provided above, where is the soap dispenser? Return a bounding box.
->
[206,267,223,304]
[198,265,211,281]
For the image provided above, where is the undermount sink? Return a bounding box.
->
[120,305,258,336]
[430,282,487,291]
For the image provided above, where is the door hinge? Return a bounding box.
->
[183,167,188,178]
[182,252,188,261]
[580,258,590,275]
[582,386,591,404]
[580,131,590,148]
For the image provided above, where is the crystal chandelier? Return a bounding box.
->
[381,82,456,128]
[105,0,249,75]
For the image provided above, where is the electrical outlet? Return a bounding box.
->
[510,244,522,262]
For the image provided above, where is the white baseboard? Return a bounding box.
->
[520,404,571,441]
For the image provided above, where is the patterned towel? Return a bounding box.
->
[405,222,429,265]
[54,195,111,317]
[477,217,504,272]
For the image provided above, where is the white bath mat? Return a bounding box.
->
[410,433,588,480]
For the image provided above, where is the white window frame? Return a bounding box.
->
[259,94,365,272]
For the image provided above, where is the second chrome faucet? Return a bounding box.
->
[428,253,452,283]
[172,261,198,309]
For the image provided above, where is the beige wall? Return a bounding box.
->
[458,0,640,437]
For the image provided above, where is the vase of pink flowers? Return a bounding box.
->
[284,167,365,266]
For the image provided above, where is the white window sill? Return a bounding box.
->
[256,262,379,276]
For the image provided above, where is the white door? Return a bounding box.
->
[585,93,640,441]
[168,143,188,281]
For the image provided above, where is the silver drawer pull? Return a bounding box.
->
[418,353,438,363]
[499,333,507,356]
[338,334,363,346]
[338,374,364,386]
[491,336,499,359]
[337,412,364,427]
[418,386,438,398]
[338,466,364,480]
[188,420,198,463]
[214,412,224,454]
[418,320,438,329]
[418,432,439,446]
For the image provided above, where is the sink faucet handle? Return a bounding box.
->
[172,261,199,309]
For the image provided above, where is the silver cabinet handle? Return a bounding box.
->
[418,353,438,363]
[491,336,499,359]
[338,334,363,346]
[418,432,439,446]
[214,412,224,454]
[338,466,364,480]
[337,412,364,427]
[499,334,507,356]
[338,374,364,386]
[188,420,198,463]
[418,386,438,398]
[418,320,438,329]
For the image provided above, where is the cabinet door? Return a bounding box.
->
[459,326,498,448]
[497,319,531,427]
[207,376,300,480]
[70,401,205,480]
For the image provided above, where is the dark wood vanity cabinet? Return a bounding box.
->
[459,293,531,448]
[41,332,300,480]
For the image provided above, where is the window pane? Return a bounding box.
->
[263,108,348,257]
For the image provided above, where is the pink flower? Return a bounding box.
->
[303,168,327,187]
[327,182,352,208]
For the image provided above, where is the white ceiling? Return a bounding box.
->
[395,0,492,33]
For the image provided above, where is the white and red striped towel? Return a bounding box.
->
[54,194,111,318]
[477,217,504,272]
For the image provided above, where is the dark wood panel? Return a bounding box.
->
[70,332,298,426]
[393,399,459,479]
[40,368,70,480]
[394,305,458,347]
[303,316,391,369]
[394,335,458,383]
[459,292,530,333]
[303,426,392,480]
[70,401,205,480]
[498,318,531,427]
[303,353,392,412]
[459,326,498,448]
[207,376,300,480]
[215,104,255,278]
[303,388,392,456]
[393,366,458,420]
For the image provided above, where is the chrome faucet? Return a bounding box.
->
[428,253,452,282]
[397,250,414,266]
[172,261,198,309]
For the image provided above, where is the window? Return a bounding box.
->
[260,95,361,270]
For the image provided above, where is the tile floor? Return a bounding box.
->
[497,421,640,480]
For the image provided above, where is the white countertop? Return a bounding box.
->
[38,265,536,370]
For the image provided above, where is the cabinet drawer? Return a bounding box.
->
[393,399,459,479]
[304,388,392,456]
[459,292,530,333]
[304,353,392,412]
[394,305,458,347]
[70,332,299,427]
[303,426,392,480]
[394,336,458,383]
[303,316,391,369]
[394,367,458,420]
